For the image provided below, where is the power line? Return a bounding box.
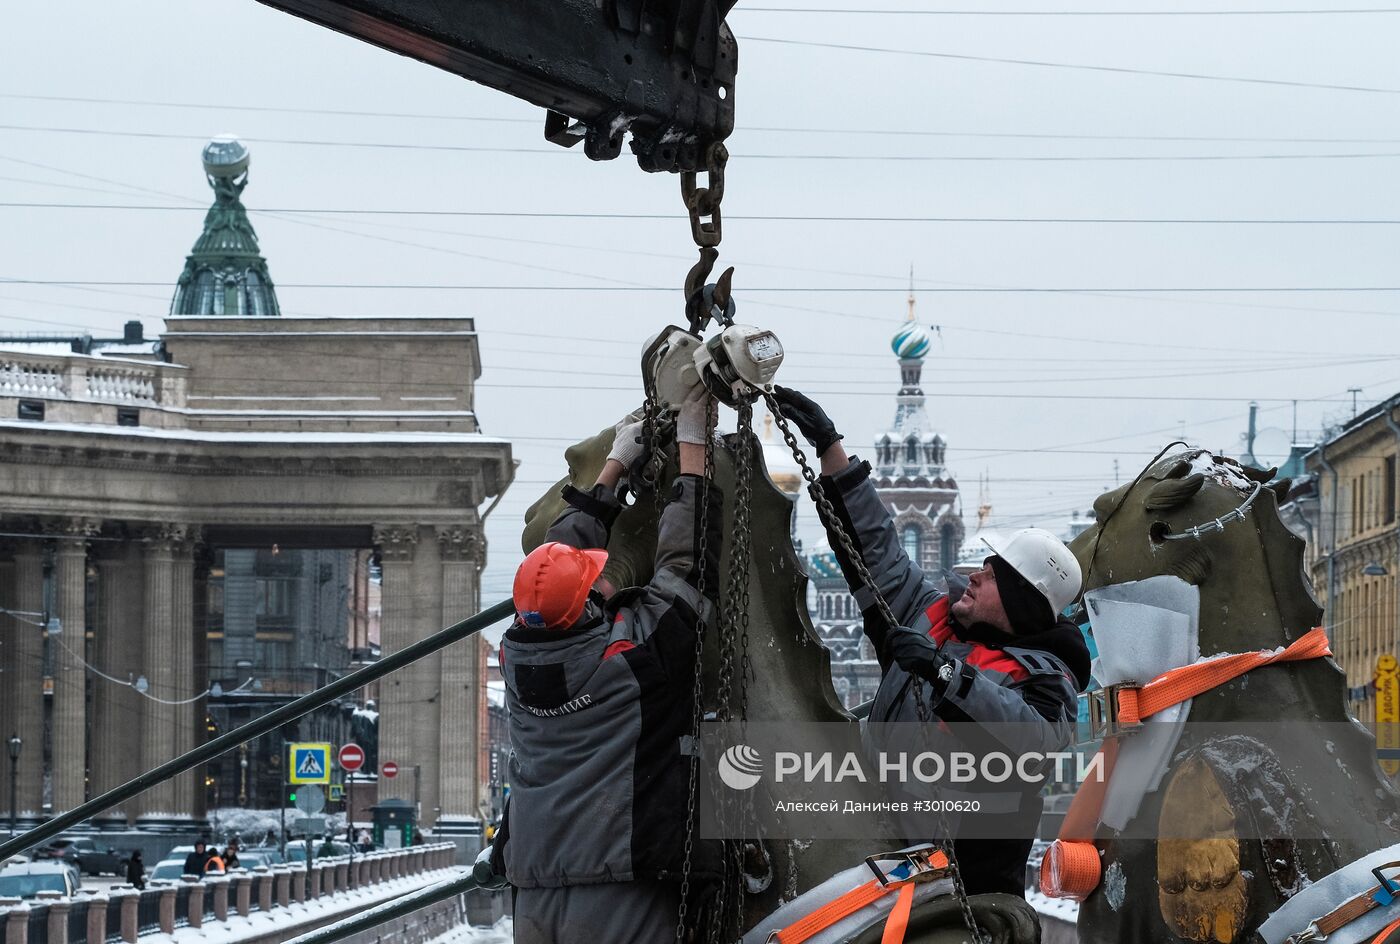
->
[13,279,1400,294]
[8,125,1400,162]
[741,35,1400,95]
[15,202,1400,225]
[740,6,1400,14]
[11,91,1400,145]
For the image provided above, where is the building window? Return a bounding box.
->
[905,438,919,465]
[902,525,922,565]
[17,400,44,421]
[116,407,140,427]
[1386,455,1396,525]
[940,525,957,571]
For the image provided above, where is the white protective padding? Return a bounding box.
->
[1259,842,1400,944]
[741,863,953,944]
[1083,576,1200,830]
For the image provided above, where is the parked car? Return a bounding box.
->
[237,849,282,869]
[34,836,133,877]
[0,861,79,898]
[285,841,351,862]
[147,858,190,883]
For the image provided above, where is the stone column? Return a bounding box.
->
[374,526,425,807]
[46,895,71,944]
[233,873,252,918]
[436,526,483,832]
[91,543,142,823]
[184,878,203,929]
[290,868,305,904]
[0,550,15,763]
[255,867,272,912]
[86,895,108,943]
[51,520,98,814]
[158,885,177,934]
[118,891,139,943]
[3,902,29,944]
[137,525,196,823]
[9,539,45,819]
[209,877,229,923]
[274,867,290,908]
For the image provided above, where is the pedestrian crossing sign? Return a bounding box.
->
[289,742,332,784]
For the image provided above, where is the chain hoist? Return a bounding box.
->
[763,393,988,944]
[676,397,717,942]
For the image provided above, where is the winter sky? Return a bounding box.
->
[4,2,1400,611]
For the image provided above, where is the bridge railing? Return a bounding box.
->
[0,845,459,944]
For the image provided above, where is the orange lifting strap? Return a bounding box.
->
[768,850,949,944]
[1040,626,1333,901]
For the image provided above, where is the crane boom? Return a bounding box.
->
[253,0,738,172]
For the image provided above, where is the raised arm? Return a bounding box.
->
[772,386,940,658]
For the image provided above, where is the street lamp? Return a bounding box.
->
[7,734,21,837]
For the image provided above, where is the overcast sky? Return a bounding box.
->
[4,1,1400,609]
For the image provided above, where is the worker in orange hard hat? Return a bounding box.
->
[494,384,724,943]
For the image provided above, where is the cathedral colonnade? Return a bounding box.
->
[0,516,488,829]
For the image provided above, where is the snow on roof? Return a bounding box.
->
[0,419,510,446]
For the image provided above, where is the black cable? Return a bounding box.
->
[9,125,1400,161]
[15,202,1400,225]
[740,35,1400,95]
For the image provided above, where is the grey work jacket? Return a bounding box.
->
[818,457,1085,843]
[498,476,721,889]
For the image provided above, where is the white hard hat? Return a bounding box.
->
[980,528,1083,615]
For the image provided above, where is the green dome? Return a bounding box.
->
[170,136,281,317]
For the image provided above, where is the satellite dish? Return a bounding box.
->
[1250,427,1292,470]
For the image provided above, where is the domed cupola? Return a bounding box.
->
[170,136,282,317]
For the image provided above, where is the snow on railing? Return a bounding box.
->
[0,351,180,408]
[0,844,465,944]
[0,358,67,399]
[84,366,158,405]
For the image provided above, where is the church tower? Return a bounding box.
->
[169,136,282,317]
[805,283,965,708]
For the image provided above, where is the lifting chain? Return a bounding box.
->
[681,143,729,315]
[762,393,988,944]
[676,397,718,942]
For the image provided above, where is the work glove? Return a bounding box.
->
[771,385,843,458]
[607,410,646,469]
[885,626,956,695]
[675,385,714,446]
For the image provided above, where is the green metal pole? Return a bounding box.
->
[0,597,514,862]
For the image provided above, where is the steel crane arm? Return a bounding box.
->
[252,0,738,172]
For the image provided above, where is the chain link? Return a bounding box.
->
[676,398,717,942]
[761,394,987,944]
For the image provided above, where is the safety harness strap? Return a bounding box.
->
[767,851,948,944]
[1041,626,1332,902]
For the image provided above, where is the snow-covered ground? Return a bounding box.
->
[431,917,512,942]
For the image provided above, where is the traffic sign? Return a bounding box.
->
[294,785,326,815]
[382,761,399,779]
[338,743,365,772]
[290,816,326,837]
[289,742,332,784]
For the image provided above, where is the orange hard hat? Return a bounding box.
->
[513,542,609,630]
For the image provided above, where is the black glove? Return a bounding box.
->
[885,627,956,695]
[772,385,843,458]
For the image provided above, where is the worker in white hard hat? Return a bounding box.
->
[773,386,1091,899]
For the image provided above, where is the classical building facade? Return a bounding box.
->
[806,301,964,709]
[0,139,511,833]
[1303,395,1400,724]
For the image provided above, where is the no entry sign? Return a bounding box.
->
[382,761,399,779]
[338,743,365,772]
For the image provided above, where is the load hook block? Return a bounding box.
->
[686,265,737,335]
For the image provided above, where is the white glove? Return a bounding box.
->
[675,385,714,445]
[607,415,646,468]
